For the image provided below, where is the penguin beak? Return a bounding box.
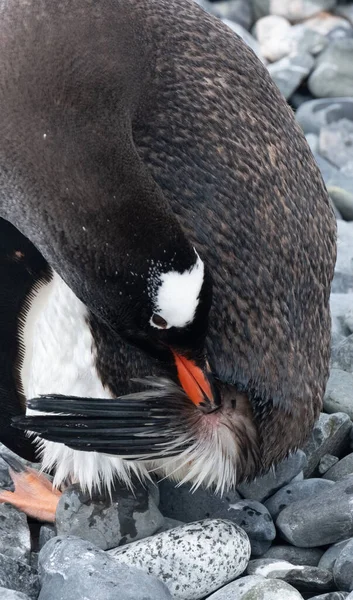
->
[172,352,220,413]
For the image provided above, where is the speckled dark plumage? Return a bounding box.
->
[0,0,336,482]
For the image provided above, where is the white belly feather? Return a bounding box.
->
[20,272,149,491]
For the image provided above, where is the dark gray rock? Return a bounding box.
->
[56,480,164,550]
[303,412,351,477]
[319,539,352,572]
[217,500,275,557]
[324,370,353,419]
[265,479,335,520]
[109,519,251,600]
[320,120,353,169]
[323,453,353,481]
[0,554,39,600]
[318,454,340,475]
[247,559,334,593]
[267,53,315,99]
[237,451,307,502]
[38,536,172,600]
[309,593,350,600]
[333,538,353,591]
[158,479,241,522]
[205,575,304,599]
[209,0,253,30]
[296,98,353,135]
[328,187,353,222]
[0,590,31,600]
[276,475,353,546]
[309,40,353,97]
[38,525,56,550]
[262,545,324,567]
[0,505,31,563]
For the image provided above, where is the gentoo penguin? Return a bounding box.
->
[0,0,336,521]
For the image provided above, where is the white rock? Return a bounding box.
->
[253,16,292,62]
[109,519,251,600]
[268,0,336,22]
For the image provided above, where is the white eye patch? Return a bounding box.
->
[149,251,205,329]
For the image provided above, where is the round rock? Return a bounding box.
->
[333,538,353,592]
[319,539,352,572]
[252,15,291,61]
[323,453,353,481]
[56,480,164,550]
[324,370,353,419]
[268,0,336,22]
[109,519,251,600]
[328,187,353,222]
[296,98,353,135]
[303,412,351,477]
[265,479,335,520]
[262,545,324,567]
[206,575,304,599]
[267,53,315,99]
[276,475,353,546]
[247,559,334,593]
[309,39,353,97]
[38,536,172,600]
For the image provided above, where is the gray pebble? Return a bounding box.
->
[276,475,353,546]
[296,98,353,135]
[206,575,304,599]
[109,519,250,600]
[38,525,56,551]
[262,545,324,567]
[309,40,353,98]
[319,539,352,572]
[331,336,353,372]
[158,479,241,522]
[308,593,350,600]
[0,554,39,600]
[265,479,335,520]
[303,412,351,477]
[0,589,31,600]
[323,453,353,481]
[267,53,315,99]
[328,187,353,223]
[237,451,307,502]
[218,500,275,557]
[320,120,353,169]
[56,480,164,550]
[324,370,353,419]
[247,559,334,593]
[269,0,336,22]
[209,0,253,30]
[318,454,340,475]
[38,536,172,600]
[0,505,31,563]
[333,538,353,591]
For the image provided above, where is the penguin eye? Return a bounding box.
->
[151,314,168,329]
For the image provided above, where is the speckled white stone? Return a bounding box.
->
[108,519,251,600]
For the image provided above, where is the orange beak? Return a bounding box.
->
[173,352,219,412]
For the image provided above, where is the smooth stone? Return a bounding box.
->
[209,0,253,30]
[327,170,353,197]
[319,539,352,572]
[158,479,241,522]
[206,575,304,599]
[252,15,292,62]
[303,412,351,477]
[334,538,353,591]
[247,559,334,593]
[265,479,335,520]
[331,334,353,370]
[267,53,315,99]
[262,545,324,567]
[309,40,353,97]
[296,97,353,135]
[38,525,56,551]
[56,480,164,550]
[276,475,353,546]
[38,536,172,600]
[222,20,265,62]
[0,505,31,563]
[309,593,350,600]
[328,187,353,222]
[0,554,39,600]
[289,24,328,56]
[320,120,353,168]
[109,519,251,600]
[324,370,353,419]
[0,590,31,600]
[250,0,271,20]
[323,453,353,481]
[268,0,337,22]
[160,485,273,556]
[237,451,307,502]
[318,454,340,475]
[306,13,353,37]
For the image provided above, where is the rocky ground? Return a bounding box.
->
[2,0,353,599]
